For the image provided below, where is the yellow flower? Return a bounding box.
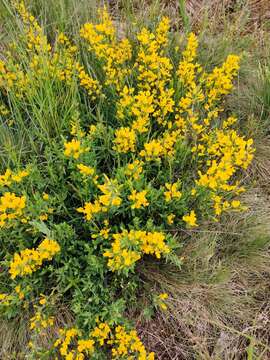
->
[182,210,198,227]
[92,225,111,240]
[113,127,136,153]
[77,200,102,221]
[98,177,122,208]
[64,139,88,159]
[89,124,97,136]
[30,310,54,331]
[9,238,60,279]
[104,230,170,271]
[11,170,29,183]
[167,214,175,225]
[130,90,155,133]
[14,285,25,300]
[125,160,144,180]
[42,193,49,200]
[164,182,181,202]
[0,169,12,187]
[77,178,121,220]
[205,54,240,107]
[91,322,111,346]
[223,116,237,129]
[195,127,254,217]
[39,214,48,221]
[39,295,47,305]
[80,7,131,90]
[110,325,154,359]
[77,164,95,176]
[0,168,29,187]
[56,328,80,356]
[159,303,167,311]
[159,292,168,300]
[140,140,163,160]
[129,190,149,209]
[177,33,199,89]
[231,200,241,208]
[182,32,198,63]
[70,121,86,138]
[75,63,101,98]
[0,293,10,306]
[77,339,95,353]
[0,103,10,116]
[0,192,26,227]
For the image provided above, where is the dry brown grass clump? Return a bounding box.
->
[136,144,270,358]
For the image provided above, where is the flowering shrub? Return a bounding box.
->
[0,1,254,358]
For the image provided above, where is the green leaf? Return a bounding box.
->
[29,220,51,237]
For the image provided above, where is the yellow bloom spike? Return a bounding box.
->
[113,127,136,153]
[80,7,131,90]
[182,32,198,63]
[205,54,240,107]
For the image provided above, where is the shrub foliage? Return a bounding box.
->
[0,1,254,359]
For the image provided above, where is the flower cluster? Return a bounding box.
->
[125,160,144,180]
[0,0,99,100]
[80,7,132,90]
[53,323,154,360]
[0,285,27,310]
[64,139,89,159]
[30,310,54,331]
[0,293,13,306]
[110,325,155,359]
[113,127,137,153]
[157,293,169,311]
[0,192,26,227]
[183,210,198,227]
[164,182,182,202]
[129,190,149,209]
[0,103,10,116]
[0,168,29,187]
[55,328,82,359]
[77,176,122,220]
[103,230,170,271]
[9,238,60,279]
[77,164,95,177]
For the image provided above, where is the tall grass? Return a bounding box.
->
[178,0,190,32]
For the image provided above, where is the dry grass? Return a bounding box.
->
[108,0,270,34]
[136,142,270,359]
[139,229,270,357]
[0,305,74,360]
[183,0,270,31]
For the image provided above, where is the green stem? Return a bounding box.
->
[179,0,190,33]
